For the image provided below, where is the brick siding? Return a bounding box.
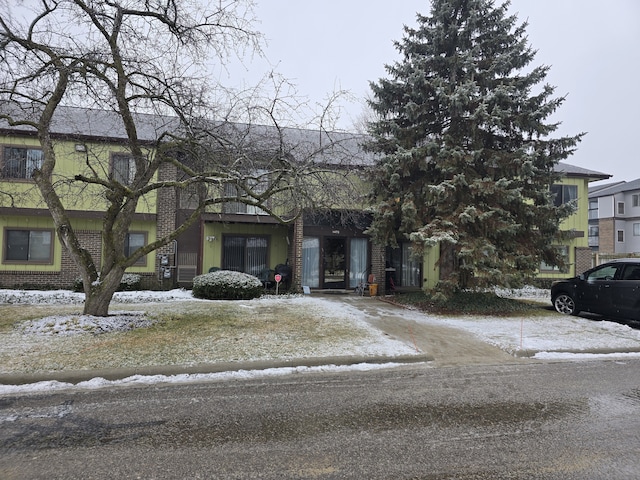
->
[290,216,304,291]
[598,218,615,254]
[574,246,593,274]
[153,162,178,289]
[370,243,385,295]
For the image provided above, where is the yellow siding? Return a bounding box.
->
[0,136,157,214]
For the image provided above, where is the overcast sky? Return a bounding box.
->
[220,0,639,183]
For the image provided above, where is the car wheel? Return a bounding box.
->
[553,293,579,316]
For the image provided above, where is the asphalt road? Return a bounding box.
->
[2,359,640,479]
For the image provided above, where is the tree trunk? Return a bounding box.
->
[83,291,114,317]
[82,269,123,317]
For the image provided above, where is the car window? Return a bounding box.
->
[585,264,620,281]
[621,265,640,280]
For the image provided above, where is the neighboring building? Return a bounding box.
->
[0,106,610,292]
[588,179,640,258]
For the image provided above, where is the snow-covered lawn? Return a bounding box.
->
[1,287,640,394]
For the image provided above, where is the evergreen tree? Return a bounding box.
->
[366,0,584,292]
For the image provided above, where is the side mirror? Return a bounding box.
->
[578,274,585,281]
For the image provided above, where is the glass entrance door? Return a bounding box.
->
[323,237,346,289]
[349,237,368,289]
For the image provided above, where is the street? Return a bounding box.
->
[2,359,640,479]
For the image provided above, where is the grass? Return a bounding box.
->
[391,290,545,316]
[0,304,83,331]
[0,298,376,374]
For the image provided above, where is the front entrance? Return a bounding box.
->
[301,235,369,290]
[323,237,346,288]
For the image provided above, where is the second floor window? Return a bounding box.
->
[223,170,268,215]
[633,194,640,207]
[588,199,598,219]
[1,146,43,179]
[551,184,577,207]
[111,154,136,185]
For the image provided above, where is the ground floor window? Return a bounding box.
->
[125,232,147,266]
[4,229,53,263]
[349,237,368,289]
[386,243,421,288]
[540,245,570,272]
[302,237,320,288]
[222,235,268,277]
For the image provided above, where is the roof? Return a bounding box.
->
[0,102,180,142]
[0,103,608,174]
[588,178,640,198]
[0,103,375,167]
[589,181,626,195]
[555,162,611,181]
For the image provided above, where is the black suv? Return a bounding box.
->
[551,259,640,320]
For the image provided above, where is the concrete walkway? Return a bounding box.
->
[322,294,521,367]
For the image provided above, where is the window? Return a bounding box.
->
[634,224,640,236]
[4,229,53,263]
[540,245,569,272]
[588,199,598,220]
[1,146,43,179]
[386,243,422,287]
[617,202,625,216]
[222,235,268,276]
[551,184,578,207]
[222,170,268,215]
[617,230,625,243]
[588,225,599,247]
[585,264,620,281]
[633,194,640,207]
[111,154,136,184]
[302,237,320,288]
[125,232,147,265]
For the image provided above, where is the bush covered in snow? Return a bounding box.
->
[73,273,142,292]
[192,270,263,300]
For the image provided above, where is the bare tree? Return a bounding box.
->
[0,0,363,316]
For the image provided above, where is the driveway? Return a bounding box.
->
[322,294,523,367]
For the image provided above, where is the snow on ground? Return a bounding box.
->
[411,312,640,358]
[0,287,196,305]
[2,287,640,394]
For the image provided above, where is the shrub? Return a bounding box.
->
[393,289,538,316]
[72,273,143,292]
[119,273,142,291]
[192,270,263,300]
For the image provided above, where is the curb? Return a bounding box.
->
[0,353,433,386]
